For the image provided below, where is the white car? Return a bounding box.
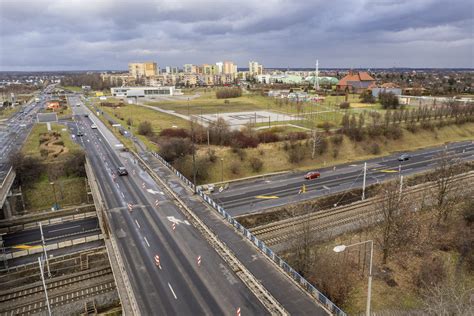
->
[91,124,98,129]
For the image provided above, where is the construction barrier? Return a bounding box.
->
[150,152,346,316]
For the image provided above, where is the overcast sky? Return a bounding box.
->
[0,0,473,71]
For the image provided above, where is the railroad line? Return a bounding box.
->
[0,266,112,304]
[0,279,116,316]
[251,172,473,249]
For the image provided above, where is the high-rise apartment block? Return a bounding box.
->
[128,62,158,78]
[249,61,263,76]
[223,61,237,75]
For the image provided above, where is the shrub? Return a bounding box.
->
[287,144,306,164]
[332,147,339,158]
[421,121,435,131]
[384,125,403,140]
[359,90,376,103]
[316,137,329,155]
[9,152,44,187]
[232,131,259,148]
[137,121,153,136]
[369,142,381,155]
[406,121,418,133]
[339,102,350,109]
[206,149,217,163]
[160,128,189,138]
[257,131,280,143]
[230,162,241,175]
[232,147,247,161]
[63,150,86,177]
[286,132,308,141]
[331,134,344,146]
[159,138,194,163]
[416,257,446,289]
[249,157,263,172]
[126,118,133,126]
[379,92,400,109]
[216,88,242,99]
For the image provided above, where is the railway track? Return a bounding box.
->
[0,266,114,316]
[251,172,474,249]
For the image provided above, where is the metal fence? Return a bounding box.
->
[150,152,346,316]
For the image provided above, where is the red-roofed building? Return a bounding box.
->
[336,71,376,93]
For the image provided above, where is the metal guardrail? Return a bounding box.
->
[149,151,346,316]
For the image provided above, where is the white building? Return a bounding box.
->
[215,62,223,74]
[111,86,178,98]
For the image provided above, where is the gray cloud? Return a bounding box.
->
[0,0,472,70]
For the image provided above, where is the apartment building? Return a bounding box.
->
[128,62,158,78]
[249,61,263,76]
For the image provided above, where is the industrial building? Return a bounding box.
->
[110,86,178,98]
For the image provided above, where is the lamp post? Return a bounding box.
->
[50,182,58,210]
[334,240,374,316]
[220,158,224,183]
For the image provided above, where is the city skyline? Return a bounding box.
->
[1,0,473,71]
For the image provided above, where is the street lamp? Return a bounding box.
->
[220,158,224,183]
[333,240,374,316]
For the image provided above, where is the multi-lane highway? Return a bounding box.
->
[2,217,100,250]
[67,96,271,315]
[212,140,474,216]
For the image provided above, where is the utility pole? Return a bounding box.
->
[39,222,51,278]
[362,162,367,200]
[38,257,52,316]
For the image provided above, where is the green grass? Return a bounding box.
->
[24,175,88,211]
[199,122,474,183]
[60,85,82,92]
[22,123,80,158]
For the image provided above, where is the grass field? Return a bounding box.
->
[60,85,82,92]
[199,122,474,183]
[22,123,80,158]
[24,175,88,211]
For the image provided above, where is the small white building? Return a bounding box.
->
[110,86,178,98]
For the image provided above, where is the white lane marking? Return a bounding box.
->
[48,225,81,233]
[144,237,150,247]
[323,185,330,190]
[167,216,191,226]
[168,283,178,300]
[135,220,141,229]
[116,183,120,189]
[146,189,163,195]
[121,192,125,198]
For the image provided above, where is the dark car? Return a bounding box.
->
[398,154,411,161]
[304,171,321,180]
[84,114,89,117]
[117,167,128,176]
[76,131,84,137]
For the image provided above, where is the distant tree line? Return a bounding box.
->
[215,87,242,99]
[61,73,116,91]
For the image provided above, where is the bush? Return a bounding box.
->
[207,149,217,163]
[286,132,308,141]
[339,102,350,109]
[421,121,435,131]
[159,128,189,138]
[317,121,334,133]
[137,121,153,136]
[232,131,259,148]
[216,88,242,99]
[159,138,194,163]
[316,137,329,155]
[287,144,306,164]
[379,92,400,109]
[331,134,344,146]
[332,147,339,158]
[359,90,376,103]
[257,131,280,143]
[126,118,133,126]
[230,162,241,175]
[384,125,403,140]
[9,152,44,187]
[416,257,446,289]
[406,121,418,133]
[232,147,247,161]
[249,157,263,172]
[369,142,381,155]
[63,150,86,177]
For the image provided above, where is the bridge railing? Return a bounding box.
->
[150,151,346,316]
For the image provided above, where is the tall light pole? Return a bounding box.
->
[362,162,367,200]
[220,158,224,183]
[50,182,58,210]
[39,222,51,278]
[334,240,374,316]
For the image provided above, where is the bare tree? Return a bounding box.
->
[375,179,420,264]
[429,150,464,224]
[421,275,474,316]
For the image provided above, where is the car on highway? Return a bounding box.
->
[117,167,128,176]
[76,131,84,137]
[91,124,97,129]
[304,171,321,180]
[398,153,411,161]
[84,114,89,117]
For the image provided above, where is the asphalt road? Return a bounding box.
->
[212,140,474,216]
[2,217,100,249]
[67,96,268,315]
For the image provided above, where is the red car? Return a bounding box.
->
[304,171,321,180]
